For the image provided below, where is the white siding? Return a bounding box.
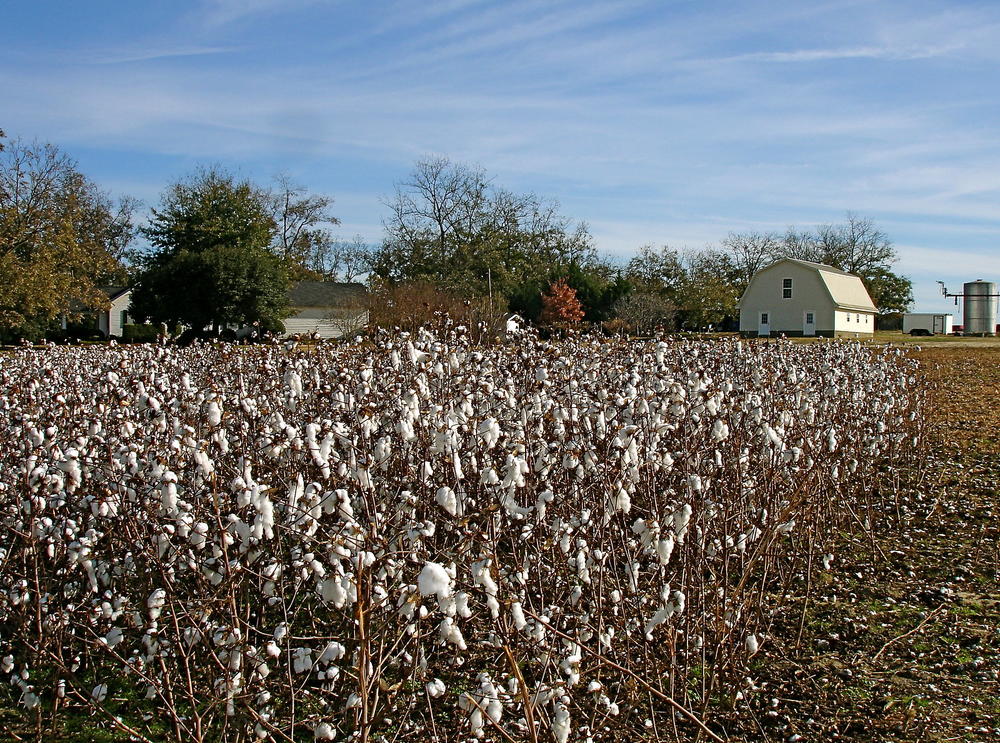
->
[108,293,132,337]
[833,309,875,335]
[283,309,368,339]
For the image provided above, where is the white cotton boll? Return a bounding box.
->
[551,702,571,743]
[672,504,693,543]
[418,562,453,600]
[746,634,759,655]
[655,535,675,565]
[207,401,222,427]
[711,418,729,442]
[314,722,336,740]
[438,617,467,650]
[426,678,446,698]
[104,627,124,648]
[511,602,528,631]
[644,607,672,637]
[147,588,167,620]
[92,683,108,703]
[613,487,631,514]
[454,591,472,618]
[435,486,458,517]
[822,553,834,570]
[292,647,312,674]
[319,641,346,664]
[273,623,288,643]
[670,589,686,615]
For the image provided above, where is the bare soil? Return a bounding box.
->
[727,347,1000,742]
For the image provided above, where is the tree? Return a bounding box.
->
[612,292,677,334]
[313,235,373,283]
[863,267,913,314]
[774,214,912,313]
[624,245,686,295]
[718,231,780,295]
[375,157,595,300]
[270,174,340,279]
[539,278,584,324]
[0,138,134,337]
[131,168,288,332]
[674,249,740,330]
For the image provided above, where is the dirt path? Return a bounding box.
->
[730,347,1000,742]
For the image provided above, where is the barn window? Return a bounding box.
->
[806,312,814,324]
[782,278,792,299]
[121,311,128,328]
[760,312,769,324]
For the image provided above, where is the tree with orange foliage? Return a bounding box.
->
[539,278,585,324]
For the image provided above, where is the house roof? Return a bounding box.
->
[740,258,878,312]
[97,286,132,301]
[287,281,367,308]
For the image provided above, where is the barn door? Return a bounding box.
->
[758,312,770,337]
[802,310,816,336]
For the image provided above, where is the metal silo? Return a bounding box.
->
[964,280,999,336]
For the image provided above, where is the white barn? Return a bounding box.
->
[738,258,877,338]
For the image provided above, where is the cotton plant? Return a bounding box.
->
[0,332,923,742]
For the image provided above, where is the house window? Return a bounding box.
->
[782,278,792,299]
[806,312,814,324]
[760,312,769,324]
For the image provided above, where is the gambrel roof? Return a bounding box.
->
[739,258,877,312]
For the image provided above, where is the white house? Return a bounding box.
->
[97,286,134,337]
[282,281,368,339]
[738,258,877,338]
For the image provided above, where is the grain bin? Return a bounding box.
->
[963,280,999,336]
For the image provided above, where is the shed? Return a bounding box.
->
[283,281,368,339]
[902,313,953,335]
[738,258,877,337]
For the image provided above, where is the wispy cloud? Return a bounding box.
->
[197,0,331,28]
[715,43,960,64]
[92,45,242,64]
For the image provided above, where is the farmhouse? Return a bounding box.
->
[283,281,368,339]
[738,258,877,337]
[61,286,134,338]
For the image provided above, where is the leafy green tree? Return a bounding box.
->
[131,168,288,332]
[0,138,134,338]
[675,249,740,330]
[862,267,913,314]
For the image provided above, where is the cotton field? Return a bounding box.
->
[0,332,923,742]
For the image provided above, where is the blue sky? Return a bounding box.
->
[3,0,999,312]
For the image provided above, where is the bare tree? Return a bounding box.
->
[316,235,374,282]
[376,157,594,296]
[270,174,339,274]
[612,292,677,334]
[719,231,780,293]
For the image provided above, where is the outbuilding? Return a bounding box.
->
[902,313,953,335]
[738,258,877,337]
